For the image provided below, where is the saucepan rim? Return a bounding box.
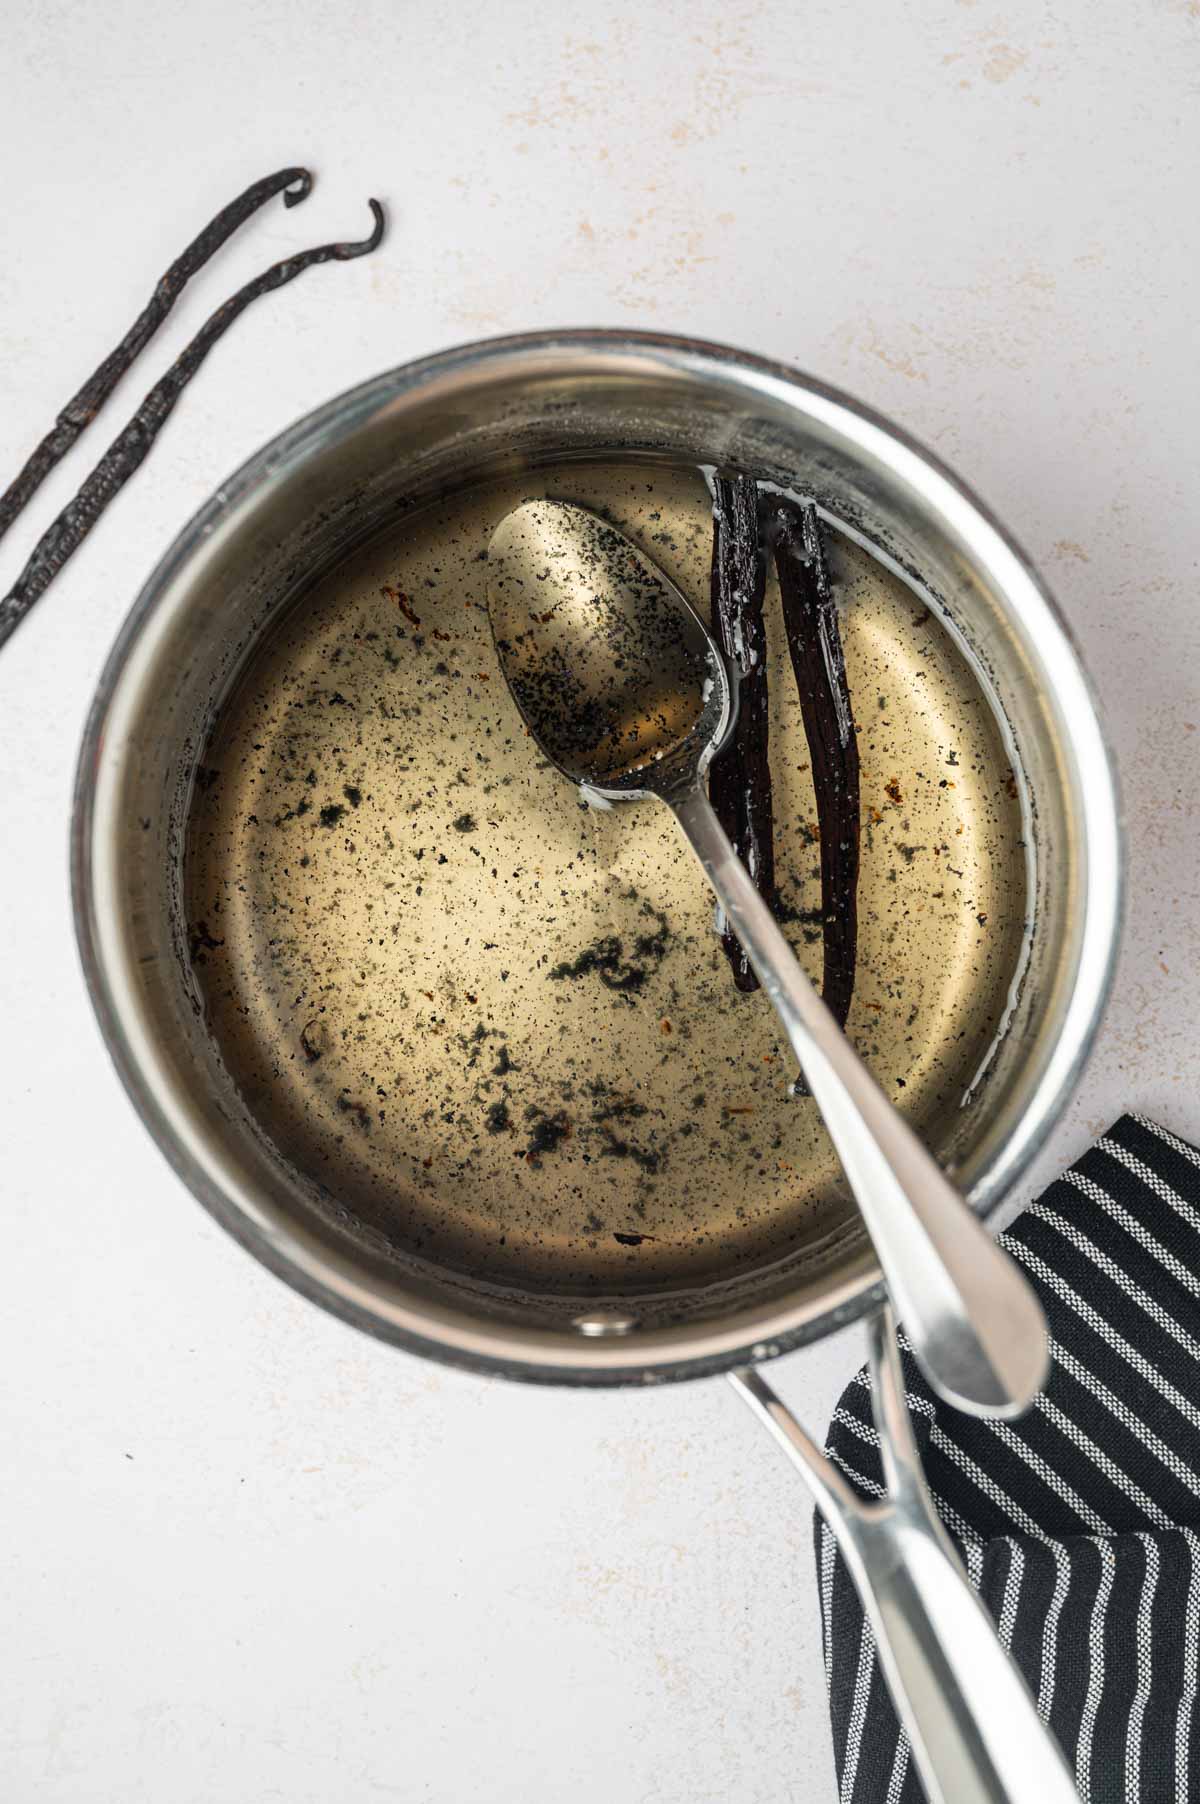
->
[70,328,1123,1385]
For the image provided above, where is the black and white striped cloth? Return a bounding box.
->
[819,1114,1200,1804]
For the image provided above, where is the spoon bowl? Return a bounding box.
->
[487,499,729,795]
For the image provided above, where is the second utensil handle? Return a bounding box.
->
[730,1314,1080,1804]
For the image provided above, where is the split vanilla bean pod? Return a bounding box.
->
[772,497,861,1030]
[708,470,773,990]
[0,200,385,653]
[0,167,313,546]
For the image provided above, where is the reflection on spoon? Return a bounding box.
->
[487,500,725,790]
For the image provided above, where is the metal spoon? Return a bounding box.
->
[487,498,1048,1418]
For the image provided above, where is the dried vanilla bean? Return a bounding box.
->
[0,200,385,654]
[708,471,773,990]
[772,497,860,1029]
[0,167,312,547]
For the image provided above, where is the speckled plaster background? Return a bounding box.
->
[0,3,1195,1799]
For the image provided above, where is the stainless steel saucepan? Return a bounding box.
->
[72,332,1120,1802]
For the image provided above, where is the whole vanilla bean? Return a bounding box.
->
[0,167,313,547]
[708,471,773,990]
[772,497,861,1029]
[0,200,385,654]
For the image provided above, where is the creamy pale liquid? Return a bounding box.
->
[184,462,1026,1293]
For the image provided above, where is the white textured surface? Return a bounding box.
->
[1,3,1197,1799]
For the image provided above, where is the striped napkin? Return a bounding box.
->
[819,1114,1200,1804]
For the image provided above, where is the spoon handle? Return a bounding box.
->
[669,783,1048,1418]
